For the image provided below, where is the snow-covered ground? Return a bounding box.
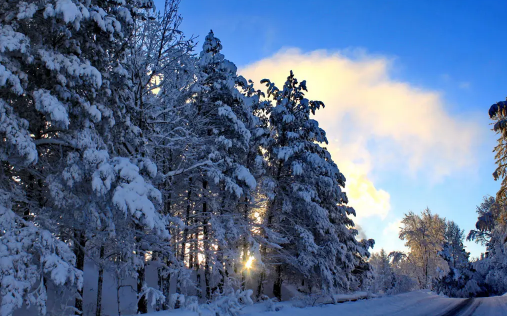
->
[134,290,507,316]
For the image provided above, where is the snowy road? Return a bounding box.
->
[139,290,507,316]
[457,296,507,316]
[241,291,507,316]
[311,291,507,316]
[410,294,507,316]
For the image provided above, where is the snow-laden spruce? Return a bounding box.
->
[466,196,507,296]
[166,30,268,301]
[258,71,374,300]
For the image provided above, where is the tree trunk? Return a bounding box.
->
[158,259,171,311]
[424,243,429,288]
[256,244,267,299]
[189,232,196,269]
[196,261,202,298]
[195,225,202,298]
[273,265,283,301]
[136,223,148,314]
[180,177,192,264]
[74,230,86,315]
[176,178,192,296]
[203,223,211,300]
[96,244,105,316]
[256,272,265,299]
[202,179,211,300]
[241,196,249,290]
[217,245,225,294]
[137,264,147,313]
[217,184,227,294]
[116,282,122,316]
[162,151,172,310]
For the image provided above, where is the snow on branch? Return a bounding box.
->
[161,159,214,178]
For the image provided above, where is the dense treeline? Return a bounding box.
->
[369,97,507,298]
[0,0,373,315]
[371,196,507,298]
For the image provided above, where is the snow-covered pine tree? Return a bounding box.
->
[122,0,196,311]
[474,227,507,295]
[489,99,507,204]
[469,96,507,295]
[467,196,507,296]
[434,221,482,298]
[165,30,261,300]
[370,249,395,294]
[443,221,469,269]
[0,0,169,314]
[234,77,271,291]
[467,195,506,247]
[258,71,373,300]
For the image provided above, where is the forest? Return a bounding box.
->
[1,0,507,315]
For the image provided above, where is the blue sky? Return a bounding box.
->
[159,0,507,257]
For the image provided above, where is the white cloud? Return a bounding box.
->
[381,219,407,253]
[239,48,480,222]
[383,219,403,237]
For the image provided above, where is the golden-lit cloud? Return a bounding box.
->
[326,141,391,220]
[239,48,480,221]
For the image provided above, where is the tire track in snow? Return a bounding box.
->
[440,298,474,316]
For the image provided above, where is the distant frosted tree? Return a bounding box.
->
[370,249,394,294]
[467,196,506,246]
[399,209,447,289]
[468,197,507,296]
[444,221,469,267]
[434,221,482,298]
[387,251,418,294]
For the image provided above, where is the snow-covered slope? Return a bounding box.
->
[133,290,507,316]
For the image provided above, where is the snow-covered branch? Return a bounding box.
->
[161,159,214,178]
